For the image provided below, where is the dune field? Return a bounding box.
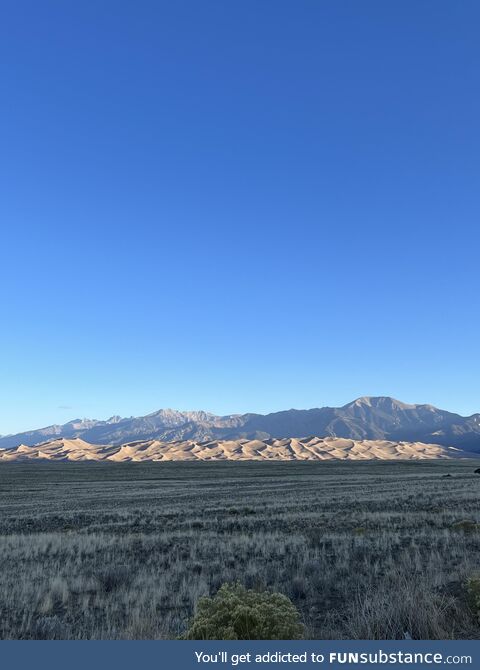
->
[0,436,473,462]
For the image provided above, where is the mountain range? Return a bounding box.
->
[2,396,480,452]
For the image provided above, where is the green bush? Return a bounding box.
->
[451,520,479,533]
[353,526,367,536]
[466,577,480,620]
[182,582,304,640]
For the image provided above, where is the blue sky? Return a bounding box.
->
[1,1,479,434]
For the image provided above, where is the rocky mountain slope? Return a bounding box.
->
[0,436,473,462]
[1,397,479,452]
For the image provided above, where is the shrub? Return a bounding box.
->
[353,526,367,536]
[466,577,480,620]
[451,520,479,533]
[182,582,304,640]
[227,507,256,516]
[96,566,131,593]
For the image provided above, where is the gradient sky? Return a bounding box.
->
[1,1,479,434]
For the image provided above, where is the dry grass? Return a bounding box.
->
[0,460,479,639]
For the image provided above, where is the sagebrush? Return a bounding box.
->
[183,582,304,640]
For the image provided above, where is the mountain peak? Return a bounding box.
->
[106,415,123,424]
[347,396,417,410]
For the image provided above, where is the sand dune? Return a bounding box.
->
[0,436,473,462]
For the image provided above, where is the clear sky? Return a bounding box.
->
[1,1,479,434]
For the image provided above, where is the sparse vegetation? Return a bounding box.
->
[0,460,479,639]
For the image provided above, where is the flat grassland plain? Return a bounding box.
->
[0,461,479,640]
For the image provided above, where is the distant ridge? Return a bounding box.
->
[0,436,474,462]
[1,396,480,453]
